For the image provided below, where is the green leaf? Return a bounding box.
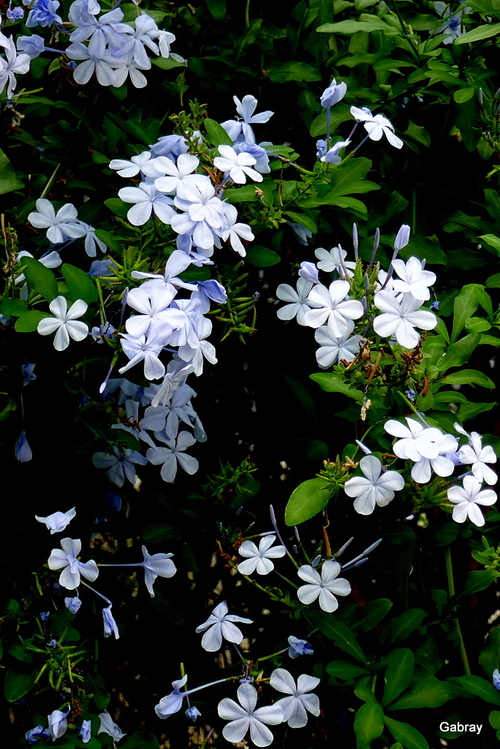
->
[204,118,233,147]
[326,660,370,679]
[284,478,332,525]
[451,284,491,342]
[309,612,367,663]
[353,599,393,632]
[86,672,110,710]
[310,373,364,402]
[480,626,500,678]
[436,334,482,373]
[490,710,500,729]
[317,15,396,34]
[104,198,130,219]
[384,716,429,749]
[486,273,500,288]
[480,234,500,254]
[438,369,495,389]
[454,22,500,44]
[0,298,27,317]
[354,702,385,749]
[0,149,24,194]
[388,676,454,710]
[385,609,426,645]
[61,263,98,304]
[14,310,50,332]
[120,731,159,748]
[267,61,321,83]
[4,669,36,701]
[460,569,500,598]
[21,257,58,302]
[453,87,476,103]
[205,0,226,19]
[94,229,122,253]
[7,644,33,664]
[382,649,415,706]
[454,675,500,706]
[246,246,280,267]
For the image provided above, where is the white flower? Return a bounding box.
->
[195,601,252,652]
[410,432,459,484]
[218,682,283,747]
[35,507,76,534]
[47,538,99,590]
[457,430,497,486]
[314,328,362,368]
[344,455,404,515]
[384,418,443,462]
[270,668,320,728]
[350,107,403,149]
[237,534,286,576]
[98,711,126,742]
[119,333,166,381]
[47,710,68,741]
[276,277,314,325]
[37,296,89,352]
[118,182,175,226]
[27,199,86,244]
[154,153,207,197]
[220,203,255,257]
[109,151,160,179]
[447,476,497,527]
[314,245,355,276]
[141,545,176,597]
[297,559,351,613]
[304,280,364,337]
[0,34,30,98]
[220,94,274,144]
[103,605,120,639]
[391,257,436,301]
[373,291,437,348]
[214,145,263,184]
[146,431,199,482]
[92,446,148,487]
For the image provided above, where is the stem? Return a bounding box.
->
[80,581,112,607]
[444,546,471,675]
[244,0,250,27]
[40,163,60,199]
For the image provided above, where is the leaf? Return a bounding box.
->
[309,611,367,662]
[460,569,500,598]
[454,675,500,706]
[7,644,33,664]
[354,702,385,749]
[353,599,393,632]
[436,334,481,373]
[384,716,429,749]
[267,61,321,83]
[310,373,364,402]
[480,234,500,254]
[120,731,159,748]
[317,16,395,34]
[4,669,36,701]
[480,626,500,678]
[438,369,495,389]
[204,118,233,147]
[451,284,491,342]
[285,478,332,525]
[453,87,475,103]
[14,310,50,332]
[0,149,24,195]
[385,608,426,645]
[245,246,281,267]
[0,298,28,317]
[454,22,500,44]
[326,660,370,679]
[104,197,131,219]
[62,263,98,304]
[382,649,415,706]
[388,676,454,710]
[21,257,58,302]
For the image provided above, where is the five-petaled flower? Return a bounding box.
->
[141,544,176,596]
[270,668,320,728]
[48,537,99,590]
[195,601,253,652]
[218,682,283,747]
[297,559,351,613]
[447,475,497,527]
[344,455,405,515]
[37,296,89,351]
[237,534,286,576]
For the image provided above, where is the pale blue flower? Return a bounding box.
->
[22,363,37,386]
[15,430,32,462]
[218,682,283,747]
[493,669,500,690]
[195,601,252,652]
[287,636,314,659]
[288,222,312,246]
[80,719,92,743]
[394,224,411,251]
[141,545,176,597]
[35,507,76,534]
[299,262,319,284]
[103,605,120,639]
[7,6,24,20]
[186,706,202,721]
[98,711,126,742]
[48,709,68,740]
[17,34,46,59]
[320,79,347,109]
[65,597,82,614]
[48,538,99,590]
[26,0,62,28]
[25,726,51,744]
[92,446,148,487]
[270,669,320,728]
[320,139,350,164]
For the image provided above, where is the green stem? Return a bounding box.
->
[245,0,250,28]
[445,546,471,675]
[40,163,60,199]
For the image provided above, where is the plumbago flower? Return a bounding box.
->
[373,291,437,349]
[195,601,253,652]
[141,545,176,596]
[288,636,314,659]
[218,682,283,748]
[270,669,320,728]
[0,33,31,98]
[304,280,364,337]
[98,711,125,742]
[447,476,497,527]
[92,446,148,487]
[48,538,99,589]
[220,94,274,144]
[276,277,314,325]
[385,418,459,483]
[297,559,351,613]
[314,327,362,368]
[344,455,405,515]
[35,507,76,534]
[213,145,263,184]
[456,425,498,485]
[37,297,89,351]
[237,534,286,576]
[350,106,403,149]
[27,199,86,244]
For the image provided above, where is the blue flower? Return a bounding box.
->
[185,706,202,721]
[7,6,24,20]
[22,363,36,386]
[25,725,51,744]
[64,597,82,614]
[320,79,347,109]
[493,669,500,690]
[103,605,120,639]
[287,636,314,659]
[15,431,32,462]
[80,719,92,744]
[26,0,62,28]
